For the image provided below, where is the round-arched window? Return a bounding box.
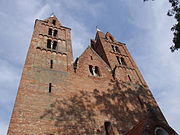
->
[155,127,169,135]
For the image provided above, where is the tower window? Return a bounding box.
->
[128,75,132,82]
[116,56,121,65]
[53,30,58,37]
[50,60,53,69]
[52,41,57,49]
[104,121,112,135]
[91,56,93,60]
[121,57,126,65]
[115,46,120,53]
[112,45,115,52]
[47,40,57,50]
[47,39,51,48]
[112,45,120,53]
[52,20,56,25]
[49,83,52,93]
[48,28,52,36]
[116,56,126,66]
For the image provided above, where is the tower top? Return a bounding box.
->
[50,12,55,17]
[43,14,62,26]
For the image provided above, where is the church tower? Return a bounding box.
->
[8,16,177,135]
[8,15,73,134]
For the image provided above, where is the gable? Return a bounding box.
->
[75,47,112,79]
[43,15,62,27]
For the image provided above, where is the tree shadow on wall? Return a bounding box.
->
[40,90,97,135]
[40,79,161,135]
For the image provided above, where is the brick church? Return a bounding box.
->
[7,15,177,135]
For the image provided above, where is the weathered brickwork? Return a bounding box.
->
[8,16,177,135]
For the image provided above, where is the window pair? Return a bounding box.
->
[112,45,120,53]
[48,28,58,37]
[89,65,100,76]
[116,56,126,66]
[47,39,57,50]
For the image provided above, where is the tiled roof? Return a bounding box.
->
[125,119,147,135]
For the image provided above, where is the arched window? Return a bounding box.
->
[155,127,169,135]
[116,56,127,66]
[89,65,100,76]
[47,39,51,48]
[95,66,100,76]
[112,45,120,53]
[116,56,121,64]
[120,57,126,65]
[115,46,120,53]
[52,41,57,50]
[47,40,57,50]
[89,65,93,75]
[53,30,58,37]
[112,45,115,52]
[48,28,52,36]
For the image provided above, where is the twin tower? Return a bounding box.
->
[8,16,177,135]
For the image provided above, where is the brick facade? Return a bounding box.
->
[7,16,177,135]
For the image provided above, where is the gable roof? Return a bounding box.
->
[77,46,111,72]
[125,113,177,135]
[125,118,147,135]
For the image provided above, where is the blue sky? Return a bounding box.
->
[0,0,180,134]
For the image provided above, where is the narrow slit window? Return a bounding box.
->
[53,30,58,37]
[91,56,93,60]
[104,121,111,135]
[50,60,53,69]
[52,20,56,25]
[49,83,52,93]
[47,39,51,48]
[128,75,132,82]
[48,28,52,35]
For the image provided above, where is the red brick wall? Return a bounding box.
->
[8,16,168,135]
